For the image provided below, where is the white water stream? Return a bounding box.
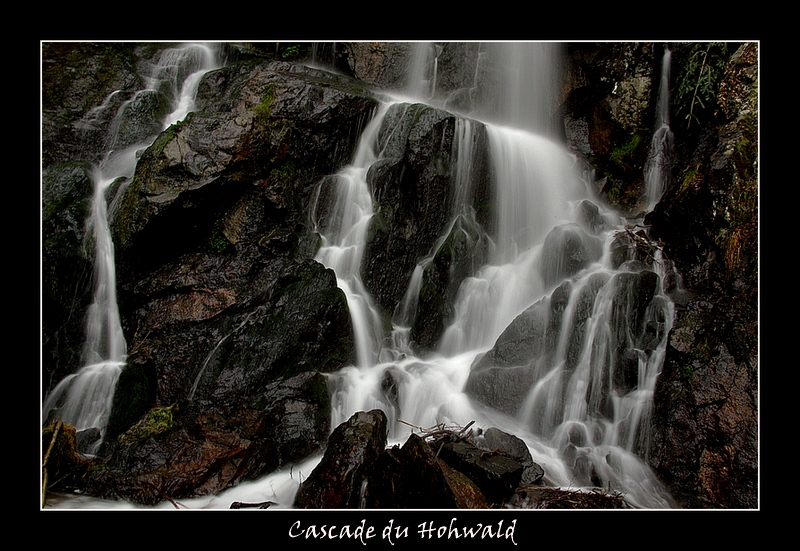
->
[308,42,676,509]
[42,43,221,453]
[644,46,674,211]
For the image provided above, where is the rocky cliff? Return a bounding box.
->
[41,41,758,508]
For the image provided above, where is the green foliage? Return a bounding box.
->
[674,42,730,130]
[281,45,301,59]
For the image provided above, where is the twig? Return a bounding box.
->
[458,420,475,435]
[41,420,63,508]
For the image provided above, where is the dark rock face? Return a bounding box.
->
[42,43,378,503]
[293,409,388,509]
[562,42,659,215]
[41,43,147,397]
[361,102,492,340]
[107,58,377,418]
[646,43,758,509]
[88,372,331,505]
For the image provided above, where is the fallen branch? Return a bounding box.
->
[398,419,478,443]
[230,501,277,509]
[41,420,64,508]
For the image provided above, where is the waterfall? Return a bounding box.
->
[317,41,676,508]
[42,43,221,453]
[644,46,673,211]
[313,103,392,369]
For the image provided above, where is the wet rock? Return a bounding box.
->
[291,411,545,509]
[293,409,388,509]
[562,42,659,215]
[361,103,458,316]
[476,427,545,485]
[364,433,489,509]
[647,42,758,509]
[411,210,492,351]
[87,372,331,506]
[436,438,523,505]
[540,223,603,288]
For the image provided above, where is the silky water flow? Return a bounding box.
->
[305,42,677,509]
[42,43,222,454]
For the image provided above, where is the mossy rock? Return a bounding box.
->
[117,404,179,447]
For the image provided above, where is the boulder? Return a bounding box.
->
[435,437,523,505]
[364,433,489,509]
[293,409,388,508]
[361,102,492,332]
[294,411,545,509]
[477,427,545,485]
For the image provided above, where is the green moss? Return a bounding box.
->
[209,219,231,253]
[117,404,178,446]
[152,121,181,153]
[609,133,642,168]
[269,161,297,185]
[254,84,275,120]
[109,175,143,250]
[678,166,699,195]
[604,176,620,203]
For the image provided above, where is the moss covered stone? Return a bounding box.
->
[117,404,178,447]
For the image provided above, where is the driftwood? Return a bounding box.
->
[398,419,476,443]
[230,500,278,509]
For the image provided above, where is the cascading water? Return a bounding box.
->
[42,43,221,453]
[314,42,676,509]
[644,46,674,211]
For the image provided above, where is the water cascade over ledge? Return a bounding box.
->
[313,42,676,509]
[42,43,221,454]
